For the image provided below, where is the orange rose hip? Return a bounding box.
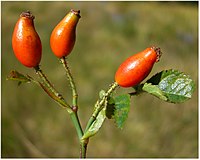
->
[50,9,81,58]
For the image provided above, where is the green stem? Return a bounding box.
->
[31,66,86,157]
[70,110,83,140]
[60,58,87,157]
[85,82,119,133]
[106,82,119,96]
[60,57,78,107]
[80,139,88,158]
[34,64,89,158]
[70,109,88,158]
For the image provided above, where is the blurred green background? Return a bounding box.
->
[1,1,198,158]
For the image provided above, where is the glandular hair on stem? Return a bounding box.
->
[72,105,78,112]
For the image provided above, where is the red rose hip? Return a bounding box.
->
[115,46,162,88]
[12,11,42,68]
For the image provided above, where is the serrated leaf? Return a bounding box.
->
[82,107,106,140]
[158,70,195,103]
[113,94,131,129]
[7,70,31,85]
[144,69,195,103]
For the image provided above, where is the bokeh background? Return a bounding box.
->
[1,1,198,158]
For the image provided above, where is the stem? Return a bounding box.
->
[60,57,78,107]
[34,64,91,158]
[80,139,88,158]
[85,82,119,133]
[106,81,119,96]
[70,109,88,158]
[60,58,87,157]
[70,110,83,140]
[22,66,85,157]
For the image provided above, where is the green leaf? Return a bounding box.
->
[143,69,195,103]
[142,83,168,101]
[7,70,31,85]
[113,94,131,129]
[82,107,106,140]
[158,70,195,103]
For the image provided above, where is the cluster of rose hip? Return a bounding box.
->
[12,9,161,89]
